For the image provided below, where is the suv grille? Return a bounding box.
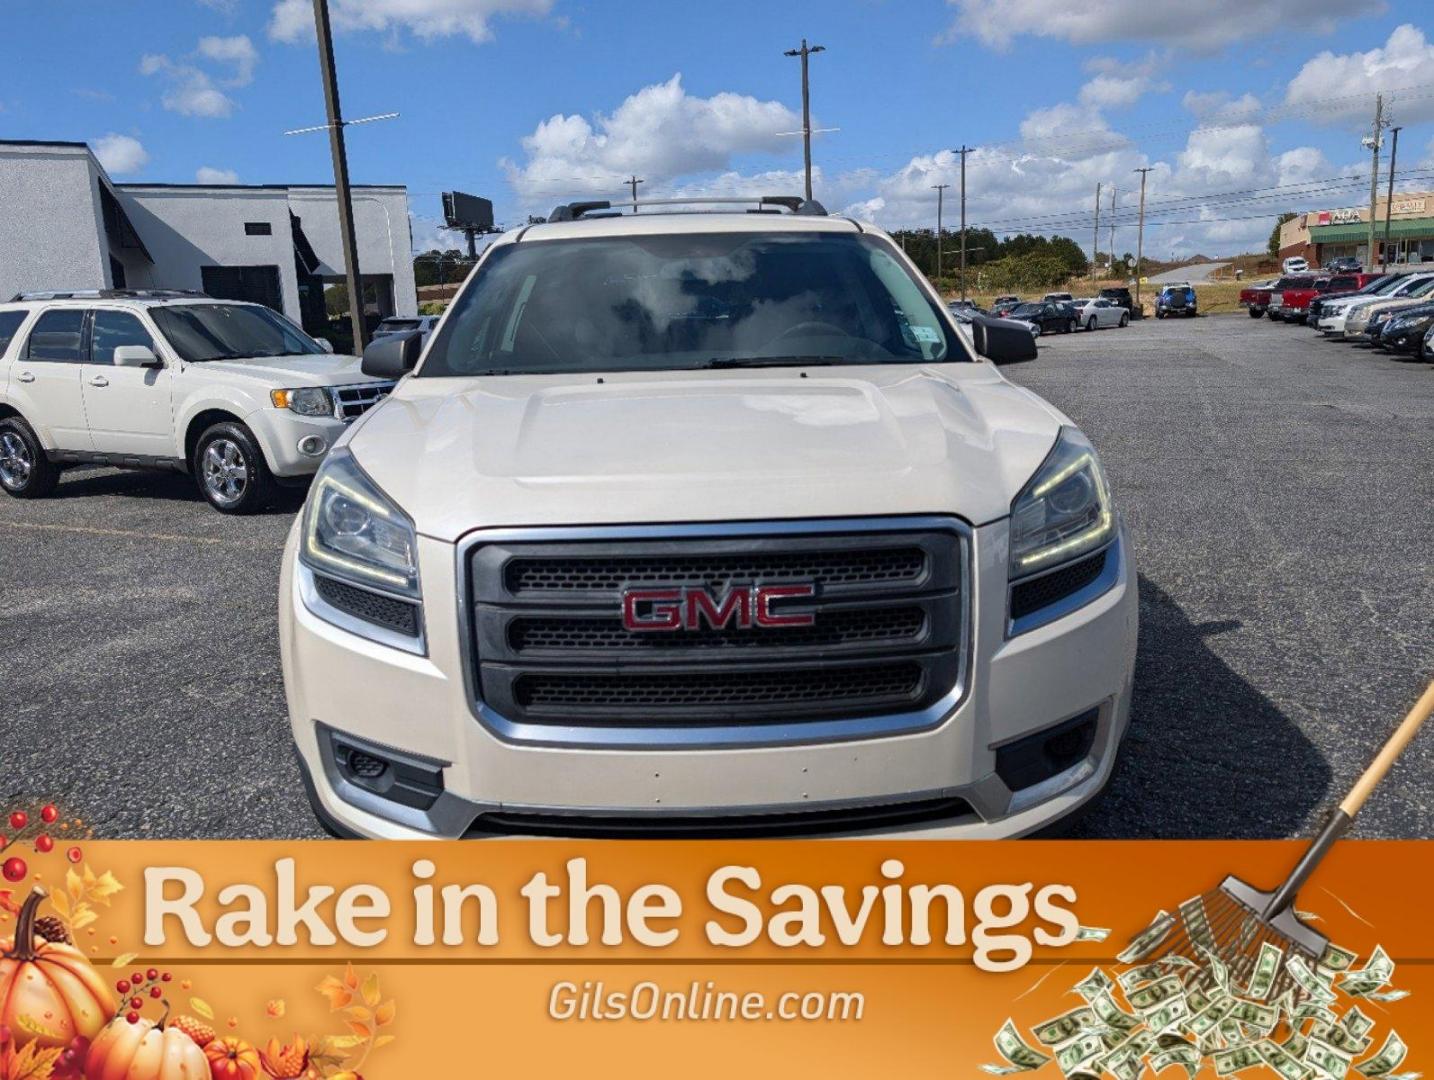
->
[467,525,966,742]
[331,381,396,422]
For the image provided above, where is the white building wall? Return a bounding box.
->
[116,187,301,317]
[288,187,417,316]
[0,144,110,299]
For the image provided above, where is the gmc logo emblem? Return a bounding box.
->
[622,584,816,632]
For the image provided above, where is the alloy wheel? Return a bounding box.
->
[0,431,32,490]
[202,438,248,507]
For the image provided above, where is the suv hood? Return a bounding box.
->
[346,365,1066,543]
[190,353,372,386]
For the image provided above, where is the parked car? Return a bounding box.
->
[1072,297,1128,330]
[1374,301,1434,356]
[1154,284,1197,318]
[373,314,441,343]
[1343,275,1434,342]
[1268,276,1328,323]
[279,197,1137,839]
[1006,301,1078,335]
[1307,273,1388,324]
[0,290,394,512]
[989,295,1022,317]
[1239,279,1278,318]
[1315,273,1429,337]
[1323,256,1362,275]
[1098,286,1142,319]
[1282,256,1309,274]
[1042,292,1074,303]
[1422,322,1434,363]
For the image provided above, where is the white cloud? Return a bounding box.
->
[938,0,1372,52]
[502,74,803,204]
[1182,90,1263,122]
[195,165,239,184]
[1079,75,1153,110]
[93,133,149,175]
[197,34,258,86]
[1286,23,1434,125]
[268,0,552,44]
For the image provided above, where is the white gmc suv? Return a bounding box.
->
[0,292,393,512]
[279,198,1138,839]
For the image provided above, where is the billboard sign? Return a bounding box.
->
[442,191,494,231]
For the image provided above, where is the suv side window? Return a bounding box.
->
[0,310,28,357]
[24,308,85,363]
[90,310,156,365]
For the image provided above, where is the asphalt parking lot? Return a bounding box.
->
[1,316,1431,840]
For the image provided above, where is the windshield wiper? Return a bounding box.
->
[697,355,846,369]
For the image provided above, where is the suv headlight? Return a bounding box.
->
[1009,427,1115,579]
[271,387,335,418]
[300,448,419,598]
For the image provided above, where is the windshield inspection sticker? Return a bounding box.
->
[911,325,941,342]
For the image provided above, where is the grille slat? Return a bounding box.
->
[332,381,397,422]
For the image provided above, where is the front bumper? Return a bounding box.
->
[245,408,350,478]
[280,518,1139,839]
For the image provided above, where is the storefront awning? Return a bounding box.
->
[1309,217,1434,244]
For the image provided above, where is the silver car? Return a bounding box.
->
[1072,297,1129,330]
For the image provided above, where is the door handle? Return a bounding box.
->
[16,371,35,383]
[88,375,109,388]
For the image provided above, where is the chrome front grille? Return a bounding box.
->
[460,519,970,748]
[330,381,397,422]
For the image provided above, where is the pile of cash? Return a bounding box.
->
[983,900,1415,1079]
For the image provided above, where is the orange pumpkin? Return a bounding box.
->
[84,1015,209,1080]
[0,887,115,1050]
[204,1036,261,1080]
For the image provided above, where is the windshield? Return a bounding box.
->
[151,304,323,362]
[420,232,962,377]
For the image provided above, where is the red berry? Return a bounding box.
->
[161,972,172,982]
[131,972,143,985]
[129,997,143,1010]
[60,1049,76,1066]
[35,835,54,853]
[40,805,58,824]
[116,980,130,994]
[8,812,26,831]
[149,986,162,999]
[146,968,159,981]
[66,846,82,864]
[1,857,26,883]
[126,1012,139,1024]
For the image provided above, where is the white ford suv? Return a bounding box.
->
[0,291,394,512]
[279,198,1138,839]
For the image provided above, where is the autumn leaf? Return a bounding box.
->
[111,952,138,968]
[315,975,353,1011]
[265,999,286,1019]
[360,972,381,1008]
[342,1006,371,1025]
[65,869,83,904]
[372,1034,396,1050]
[47,891,69,920]
[190,997,215,1020]
[373,1000,395,1027]
[2,1041,65,1080]
[321,1035,365,1053]
[342,963,359,990]
[71,908,98,931]
[344,1020,371,1040]
[87,869,124,905]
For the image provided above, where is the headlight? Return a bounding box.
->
[300,448,419,598]
[1009,427,1115,579]
[271,387,335,418]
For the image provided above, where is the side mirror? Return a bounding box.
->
[969,315,1038,363]
[316,338,335,354]
[112,344,161,368]
[361,330,423,379]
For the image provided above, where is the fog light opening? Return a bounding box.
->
[298,434,327,456]
[995,708,1099,793]
[324,728,445,812]
[344,748,388,779]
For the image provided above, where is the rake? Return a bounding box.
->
[1139,679,1434,1003]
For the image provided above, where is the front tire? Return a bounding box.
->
[1248,307,1263,318]
[1064,319,1076,334]
[0,417,60,499]
[1119,313,1129,327]
[1086,317,1097,331]
[193,421,275,514]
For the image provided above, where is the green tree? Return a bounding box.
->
[1269,212,1298,257]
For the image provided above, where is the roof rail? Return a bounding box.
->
[9,288,210,302]
[546,195,828,222]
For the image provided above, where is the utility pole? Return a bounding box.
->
[932,183,950,287]
[955,145,972,300]
[1365,93,1384,269]
[1108,186,1117,274]
[1382,125,1402,270]
[1092,182,1102,281]
[311,0,367,352]
[627,175,644,213]
[1133,167,1152,311]
[783,39,825,202]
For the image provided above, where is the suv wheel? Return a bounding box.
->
[0,417,60,499]
[1248,307,1263,319]
[1064,319,1076,334]
[1086,316,1097,331]
[194,421,274,514]
[1119,312,1129,327]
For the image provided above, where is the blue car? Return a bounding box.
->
[1155,284,1197,318]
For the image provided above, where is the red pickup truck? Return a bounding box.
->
[1240,279,1279,318]
[1268,275,1328,322]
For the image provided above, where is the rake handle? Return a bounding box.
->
[1266,678,1434,920]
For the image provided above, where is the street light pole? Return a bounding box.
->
[932,183,950,287]
[628,175,644,213]
[1133,167,1152,312]
[784,39,825,202]
[311,0,367,352]
[955,145,972,300]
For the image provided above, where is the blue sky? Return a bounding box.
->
[5,0,1433,258]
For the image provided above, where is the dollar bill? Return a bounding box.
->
[1075,925,1112,942]
[1118,911,1176,965]
[1355,1032,1407,1078]
[1228,999,1278,1034]
[1284,1032,1310,1059]
[1312,1021,1373,1057]
[1259,1038,1313,1080]
[1033,1006,1099,1047]
[1187,997,1236,1038]
[1214,1044,1264,1075]
[1199,945,1232,993]
[1090,991,1141,1034]
[1179,896,1217,952]
[1056,1033,1107,1076]
[1246,941,1284,1001]
[1362,989,1409,1003]
[1288,955,1339,1005]
[985,1019,1053,1074]
[1073,968,1114,1002]
[1151,1044,1200,1078]
[1308,1037,1354,1079]
[1343,1007,1376,1040]
[1119,963,1169,992]
[1128,975,1185,1014]
[1295,1001,1340,1027]
[1340,947,1394,997]
[1320,943,1358,973]
[1146,996,1191,1034]
[1186,986,1212,1015]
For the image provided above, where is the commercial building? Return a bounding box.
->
[0,139,417,336]
[1279,191,1434,269]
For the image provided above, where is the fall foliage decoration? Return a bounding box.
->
[0,889,115,1052]
[83,1011,208,1080]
